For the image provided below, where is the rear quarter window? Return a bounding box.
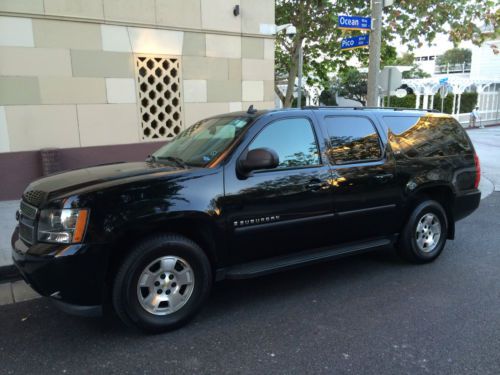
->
[383,115,471,158]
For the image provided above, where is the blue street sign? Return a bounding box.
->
[337,15,372,31]
[439,77,448,85]
[340,34,370,50]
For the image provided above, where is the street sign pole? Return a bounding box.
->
[367,0,382,106]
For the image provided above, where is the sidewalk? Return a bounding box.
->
[467,127,500,193]
[0,280,40,306]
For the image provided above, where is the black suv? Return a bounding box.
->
[12,107,481,332]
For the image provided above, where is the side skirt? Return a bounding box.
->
[216,236,396,280]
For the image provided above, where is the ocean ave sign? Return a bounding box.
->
[340,34,370,50]
[337,15,372,31]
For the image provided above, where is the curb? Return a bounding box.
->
[0,264,20,282]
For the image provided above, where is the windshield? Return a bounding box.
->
[152,116,253,167]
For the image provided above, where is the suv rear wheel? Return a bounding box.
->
[112,234,212,333]
[397,200,448,263]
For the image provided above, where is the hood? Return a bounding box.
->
[24,161,188,203]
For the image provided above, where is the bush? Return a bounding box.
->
[383,92,477,114]
[319,89,338,106]
[291,91,307,107]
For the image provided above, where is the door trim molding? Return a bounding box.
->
[337,204,396,217]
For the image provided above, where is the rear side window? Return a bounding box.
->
[323,116,382,164]
[249,118,320,169]
[383,115,471,158]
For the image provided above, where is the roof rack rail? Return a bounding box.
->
[301,106,440,113]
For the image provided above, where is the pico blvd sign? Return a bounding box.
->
[340,34,370,51]
[337,15,372,31]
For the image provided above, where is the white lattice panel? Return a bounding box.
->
[135,56,183,140]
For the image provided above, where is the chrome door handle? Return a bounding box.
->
[374,173,393,180]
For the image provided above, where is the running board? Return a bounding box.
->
[221,238,392,280]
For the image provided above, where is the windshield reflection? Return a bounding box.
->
[152,116,253,167]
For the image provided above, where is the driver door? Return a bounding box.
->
[222,115,334,264]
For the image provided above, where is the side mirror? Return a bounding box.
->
[238,148,279,174]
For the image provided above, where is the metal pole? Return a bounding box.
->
[387,68,392,107]
[495,83,499,124]
[367,0,382,106]
[297,42,303,108]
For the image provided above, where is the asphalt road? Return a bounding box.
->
[1,194,499,375]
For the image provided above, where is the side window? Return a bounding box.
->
[323,116,382,164]
[249,118,320,169]
[383,115,471,158]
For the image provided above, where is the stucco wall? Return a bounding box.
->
[0,0,275,153]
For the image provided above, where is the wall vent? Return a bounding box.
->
[135,56,183,140]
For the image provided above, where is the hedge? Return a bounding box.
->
[383,92,478,114]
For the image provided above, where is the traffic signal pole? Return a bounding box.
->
[367,0,383,106]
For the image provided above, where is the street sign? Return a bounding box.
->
[337,15,372,31]
[340,34,370,50]
[379,67,402,92]
[395,88,407,98]
[439,77,448,85]
[438,85,449,98]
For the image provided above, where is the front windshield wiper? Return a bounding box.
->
[155,156,188,168]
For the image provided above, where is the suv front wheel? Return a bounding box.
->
[397,200,448,263]
[112,234,212,333]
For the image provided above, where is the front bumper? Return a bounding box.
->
[11,226,110,310]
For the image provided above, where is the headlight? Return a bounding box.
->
[37,209,89,244]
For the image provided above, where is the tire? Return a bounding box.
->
[396,200,448,264]
[112,233,212,333]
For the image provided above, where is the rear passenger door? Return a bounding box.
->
[320,115,401,243]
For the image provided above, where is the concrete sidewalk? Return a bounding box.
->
[467,127,500,193]
[0,280,40,306]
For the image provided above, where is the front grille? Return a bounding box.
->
[20,200,38,220]
[19,200,38,245]
[19,221,35,244]
[23,190,45,206]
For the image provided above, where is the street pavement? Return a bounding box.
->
[0,192,499,374]
[467,126,500,192]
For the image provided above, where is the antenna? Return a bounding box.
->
[247,105,258,114]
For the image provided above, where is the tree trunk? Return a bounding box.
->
[274,84,285,104]
[283,37,303,108]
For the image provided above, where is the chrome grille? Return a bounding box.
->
[20,201,38,220]
[19,221,35,244]
[23,190,45,206]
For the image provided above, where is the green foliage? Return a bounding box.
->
[319,87,338,106]
[382,94,416,108]
[432,92,478,113]
[291,92,307,107]
[334,68,367,105]
[402,65,431,79]
[383,92,478,113]
[275,0,498,107]
[436,48,472,65]
[394,53,416,66]
[382,50,416,67]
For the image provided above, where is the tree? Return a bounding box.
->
[403,65,431,79]
[319,87,338,106]
[436,48,472,65]
[275,0,499,107]
[334,68,367,106]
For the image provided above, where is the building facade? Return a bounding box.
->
[0,0,275,200]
